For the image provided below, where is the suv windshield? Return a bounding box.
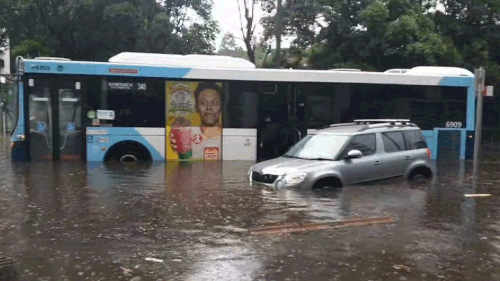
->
[284,134,350,160]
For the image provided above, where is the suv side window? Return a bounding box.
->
[382,131,405,153]
[345,134,377,156]
[403,130,428,150]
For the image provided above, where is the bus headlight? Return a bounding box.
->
[284,172,307,186]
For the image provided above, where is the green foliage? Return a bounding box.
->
[218,33,245,57]
[12,39,53,58]
[275,0,464,70]
[2,0,219,61]
[359,1,389,32]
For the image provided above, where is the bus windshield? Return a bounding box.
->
[283,134,349,160]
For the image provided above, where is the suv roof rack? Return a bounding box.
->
[316,119,417,132]
[353,119,418,131]
[354,119,410,125]
[317,122,358,130]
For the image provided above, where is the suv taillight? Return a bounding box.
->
[427,148,432,159]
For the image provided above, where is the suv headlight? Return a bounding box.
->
[283,172,307,186]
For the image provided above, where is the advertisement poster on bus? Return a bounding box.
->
[166,81,223,161]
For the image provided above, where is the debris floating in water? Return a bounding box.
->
[464,194,491,198]
[120,267,134,275]
[393,264,411,272]
[145,257,163,263]
[248,215,395,235]
[0,256,17,269]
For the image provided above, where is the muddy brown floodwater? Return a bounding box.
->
[2,141,500,280]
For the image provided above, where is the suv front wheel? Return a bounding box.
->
[313,177,343,190]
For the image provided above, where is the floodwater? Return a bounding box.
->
[2,142,500,280]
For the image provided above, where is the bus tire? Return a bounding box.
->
[104,141,152,164]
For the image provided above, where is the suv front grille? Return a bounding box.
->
[252,172,278,184]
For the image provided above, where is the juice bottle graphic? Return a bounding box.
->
[171,117,193,159]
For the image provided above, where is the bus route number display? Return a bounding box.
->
[446,121,463,128]
[108,81,147,91]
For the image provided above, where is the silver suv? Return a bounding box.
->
[249,119,435,190]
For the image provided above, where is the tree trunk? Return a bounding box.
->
[275,0,282,68]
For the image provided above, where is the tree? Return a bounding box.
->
[1,0,219,61]
[305,0,373,69]
[237,0,258,63]
[433,0,500,128]
[299,0,462,70]
[218,32,245,57]
[261,0,330,48]
[160,0,220,54]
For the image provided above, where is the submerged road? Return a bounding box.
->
[1,142,500,280]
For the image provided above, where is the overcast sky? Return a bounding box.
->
[212,0,292,51]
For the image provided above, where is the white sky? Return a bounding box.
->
[212,0,292,51]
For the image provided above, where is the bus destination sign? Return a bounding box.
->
[108,82,147,91]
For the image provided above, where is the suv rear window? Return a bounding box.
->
[403,130,428,150]
[382,131,405,153]
[344,134,377,156]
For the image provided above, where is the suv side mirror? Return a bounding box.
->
[345,150,363,159]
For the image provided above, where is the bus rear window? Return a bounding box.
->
[347,85,467,130]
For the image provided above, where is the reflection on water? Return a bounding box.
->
[2,143,500,280]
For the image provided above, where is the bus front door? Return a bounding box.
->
[257,83,296,162]
[27,77,84,161]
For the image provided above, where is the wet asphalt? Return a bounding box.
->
[2,141,500,280]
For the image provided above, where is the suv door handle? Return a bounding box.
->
[374,160,382,165]
[405,156,411,160]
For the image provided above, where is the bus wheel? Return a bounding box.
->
[104,141,152,164]
[119,154,139,163]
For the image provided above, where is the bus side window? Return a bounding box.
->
[224,81,257,128]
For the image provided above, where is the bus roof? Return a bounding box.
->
[405,66,474,77]
[22,55,474,87]
[108,52,256,69]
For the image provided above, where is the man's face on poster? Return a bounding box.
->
[196,88,221,126]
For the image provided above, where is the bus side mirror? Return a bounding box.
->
[345,150,362,159]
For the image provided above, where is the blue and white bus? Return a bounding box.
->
[10,52,476,163]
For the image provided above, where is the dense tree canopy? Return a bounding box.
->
[0,0,219,61]
[258,0,498,73]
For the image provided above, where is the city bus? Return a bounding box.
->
[10,52,476,163]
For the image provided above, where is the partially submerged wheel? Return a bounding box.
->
[408,167,432,184]
[119,153,139,163]
[312,177,342,190]
[410,174,428,183]
[104,141,152,165]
